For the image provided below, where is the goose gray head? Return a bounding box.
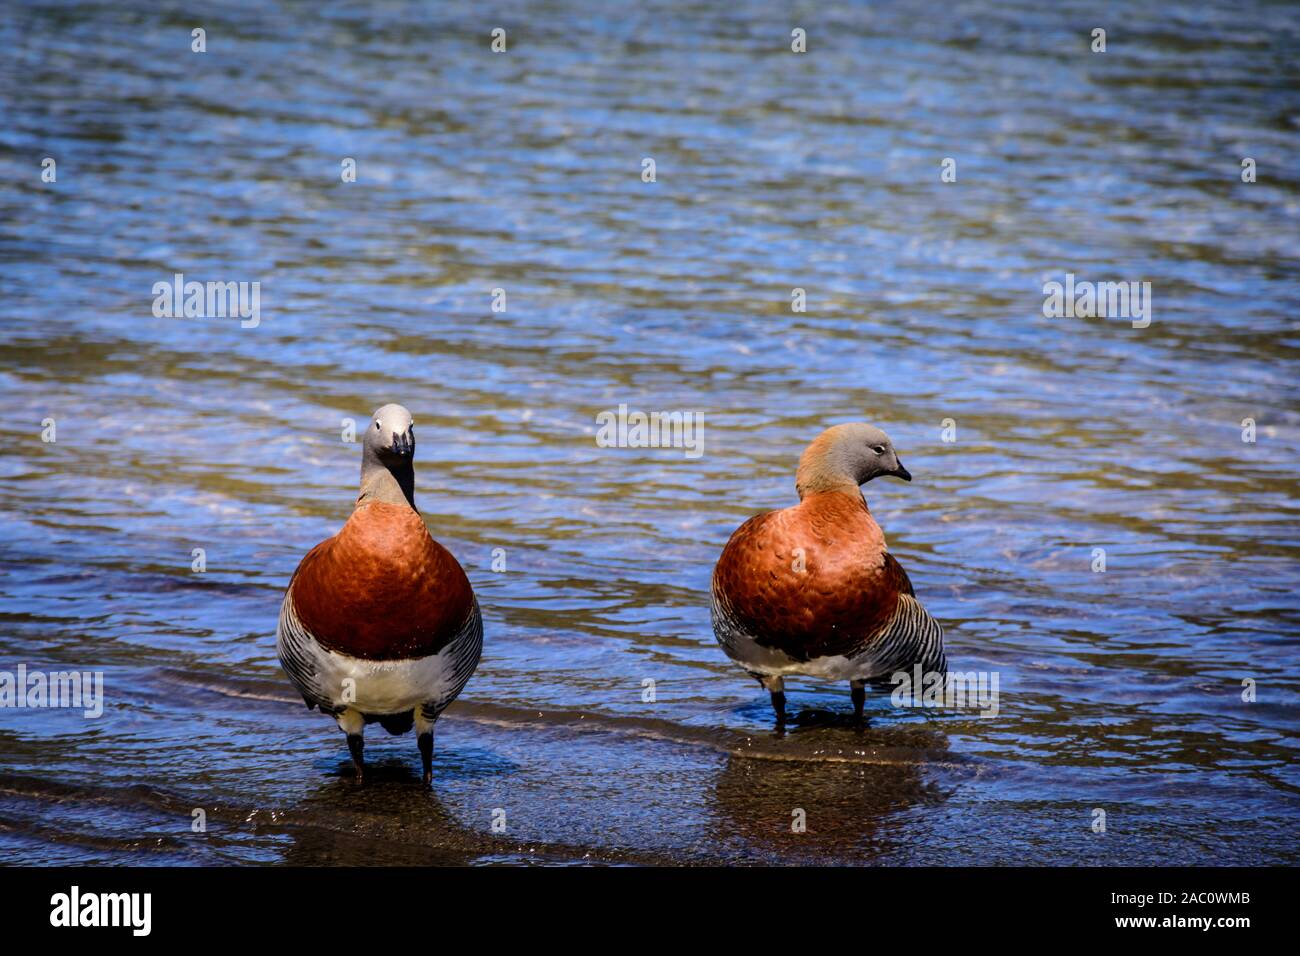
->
[364,403,415,464]
[358,403,418,510]
[795,422,911,499]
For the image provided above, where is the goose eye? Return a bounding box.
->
[872,444,886,455]
[375,422,381,429]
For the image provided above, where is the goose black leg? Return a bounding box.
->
[752,674,787,729]
[771,690,788,727]
[748,676,785,728]
[850,680,866,725]
[346,733,365,784]
[417,731,433,788]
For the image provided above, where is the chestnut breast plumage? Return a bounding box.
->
[287,501,475,661]
[712,491,911,662]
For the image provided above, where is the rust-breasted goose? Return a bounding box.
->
[711,423,945,725]
[277,404,482,786]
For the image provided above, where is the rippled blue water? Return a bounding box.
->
[0,0,1297,864]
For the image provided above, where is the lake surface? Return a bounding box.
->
[0,0,1297,865]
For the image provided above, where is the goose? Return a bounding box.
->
[277,404,482,785]
[711,423,945,725]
